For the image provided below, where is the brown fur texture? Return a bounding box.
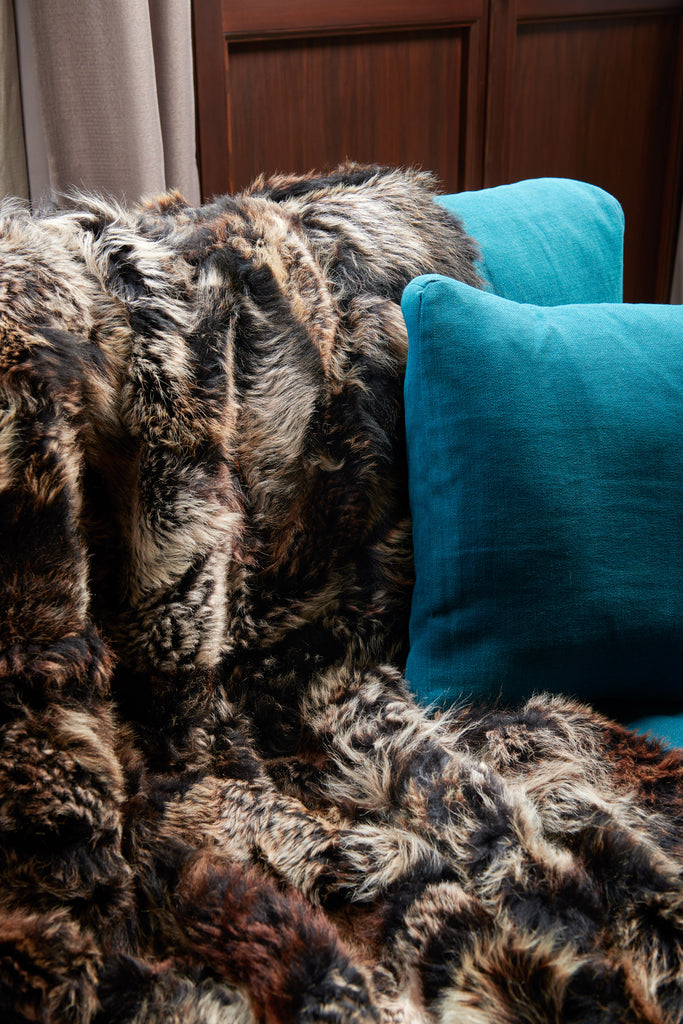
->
[1,163,683,1023]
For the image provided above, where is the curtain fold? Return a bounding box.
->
[0,0,29,200]
[21,0,199,206]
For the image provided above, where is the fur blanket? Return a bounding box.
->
[1,164,683,1024]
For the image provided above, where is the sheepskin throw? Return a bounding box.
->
[1,164,683,1024]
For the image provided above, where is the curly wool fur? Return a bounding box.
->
[1,163,683,1024]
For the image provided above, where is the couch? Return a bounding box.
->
[401,177,683,750]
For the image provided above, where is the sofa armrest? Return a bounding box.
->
[438,178,624,306]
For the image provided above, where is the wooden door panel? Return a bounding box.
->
[511,14,681,301]
[486,1,683,301]
[227,29,468,193]
[193,0,488,199]
[221,0,484,37]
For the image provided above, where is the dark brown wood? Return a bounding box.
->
[225,27,481,194]
[484,0,516,187]
[192,0,230,199]
[194,2,488,196]
[461,16,490,188]
[221,0,483,38]
[485,1,683,301]
[518,0,683,17]
[655,21,683,299]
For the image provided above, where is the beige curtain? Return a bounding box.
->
[18,0,199,206]
[0,0,29,199]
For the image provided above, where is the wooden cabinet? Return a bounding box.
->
[193,0,683,300]
[487,1,683,301]
[192,1,489,196]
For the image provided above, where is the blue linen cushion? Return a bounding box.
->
[402,274,683,720]
[627,713,683,750]
[437,178,624,305]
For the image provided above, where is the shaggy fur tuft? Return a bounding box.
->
[1,163,683,1023]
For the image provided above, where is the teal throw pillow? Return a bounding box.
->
[438,178,624,305]
[402,275,683,715]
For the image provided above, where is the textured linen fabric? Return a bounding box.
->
[629,713,683,749]
[0,0,28,199]
[402,275,683,724]
[438,177,624,305]
[24,0,200,205]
